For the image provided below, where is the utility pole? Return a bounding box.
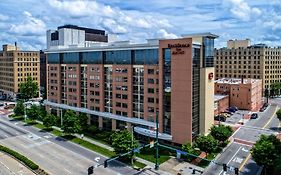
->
[60,109,63,127]
[131,125,134,166]
[155,111,159,170]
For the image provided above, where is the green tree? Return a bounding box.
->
[79,112,88,131]
[61,110,82,134]
[210,125,233,143]
[37,106,47,121]
[14,101,25,116]
[43,114,57,129]
[110,130,138,163]
[19,76,39,101]
[276,109,281,122]
[26,105,40,121]
[182,142,200,161]
[251,135,281,174]
[194,135,218,156]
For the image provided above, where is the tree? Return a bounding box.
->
[79,113,88,131]
[19,76,39,101]
[110,130,138,163]
[43,114,57,129]
[14,101,25,116]
[276,109,281,122]
[251,135,281,174]
[26,105,40,121]
[61,110,82,134]
[194,135,218,156]
[182,142,200,161]
[210,125,233,143]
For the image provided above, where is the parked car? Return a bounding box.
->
[221,113,231,118]
[250,113,258,119]
[230,106,238,111]
[214,115,226,122]
[259,103,269,112]
[224,111,234,115]
[227,108,236,113]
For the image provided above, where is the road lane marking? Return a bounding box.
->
[242,148,249,152]
[233,157,243,163]
[239,154,251,171]
[219,146,242,175]
[64,168,72,174]
[263,106,278,129]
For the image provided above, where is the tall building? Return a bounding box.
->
[47,25,108,49]
[45,26,217,144]
[215,39,281,91]
[0,44,40,99]
[40,50,47,92]
[215,78,262,111]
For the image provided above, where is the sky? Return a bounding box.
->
[0,0,281,50]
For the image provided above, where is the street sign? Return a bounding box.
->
[176,152,181,159]
[176,150,187,155]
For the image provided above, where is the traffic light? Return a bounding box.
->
[235,167,239,175]
[88,166,93,175]
[223,164,227,171]
[104,160,108,168]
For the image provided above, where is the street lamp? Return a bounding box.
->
[60,108,63,127]
[24,103,27,122]
[125,125,135,166]
[155,111,159,170]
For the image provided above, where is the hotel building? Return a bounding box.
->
[0,44,40,99]
[45,25,217,144]
[215,39,281,91]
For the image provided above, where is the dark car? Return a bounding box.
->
[227,108,236,113]
[260,103,269,112]
[214,115,226,122]
[229,106,238,111]
[224,110,234,115]
[251,113,258,119]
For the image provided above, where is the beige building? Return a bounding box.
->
[0,44,40,99]
[215,39,281,91]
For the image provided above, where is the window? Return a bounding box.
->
[148,78,154,84]
[148,69,154,74]
[148,97,154,103]
[148,88,154,93]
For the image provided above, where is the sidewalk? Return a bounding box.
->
[0,152,35,175]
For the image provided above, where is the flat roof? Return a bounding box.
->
[215,78,261,85]
[214,94,228,101]
[181,32,219,38]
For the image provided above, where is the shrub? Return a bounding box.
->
[0,145,39,170]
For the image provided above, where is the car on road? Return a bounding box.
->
[227,108,236,113]
[259,103,269,112]
[214,115,226,122]
[250,113,258,119]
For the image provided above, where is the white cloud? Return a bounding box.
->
[0,14,9,21]
[227,0,262,21]
[9,11,46,36]
[156,29,177,39]
[101,18,127,34]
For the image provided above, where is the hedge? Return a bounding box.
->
[0,145,39,170]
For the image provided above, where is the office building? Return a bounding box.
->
[215,39,281,91]
[47,25,108,49]
[40,50,47,92]
[0,44,40,100]
[215,78,262,111]
[45,25,217,144]
[214,95,229,115]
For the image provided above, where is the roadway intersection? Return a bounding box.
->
[204,103,279,175]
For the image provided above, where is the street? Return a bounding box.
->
[204,103,279,175]
[0,115,147,175]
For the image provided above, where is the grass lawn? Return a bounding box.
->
[71,137,116,158]
[136,153,170,164]
[197,152,219,168]
[134,161,146,169]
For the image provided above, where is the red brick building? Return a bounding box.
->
[215,78,263,111]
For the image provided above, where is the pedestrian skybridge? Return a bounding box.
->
[44,100,173,141]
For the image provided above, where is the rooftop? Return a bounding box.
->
[214,94,228,101]
[215,78,261,85]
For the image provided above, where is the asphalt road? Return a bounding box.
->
[204,104,279,175]
[0,115,141,175]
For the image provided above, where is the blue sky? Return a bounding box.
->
[0,0,281,50]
